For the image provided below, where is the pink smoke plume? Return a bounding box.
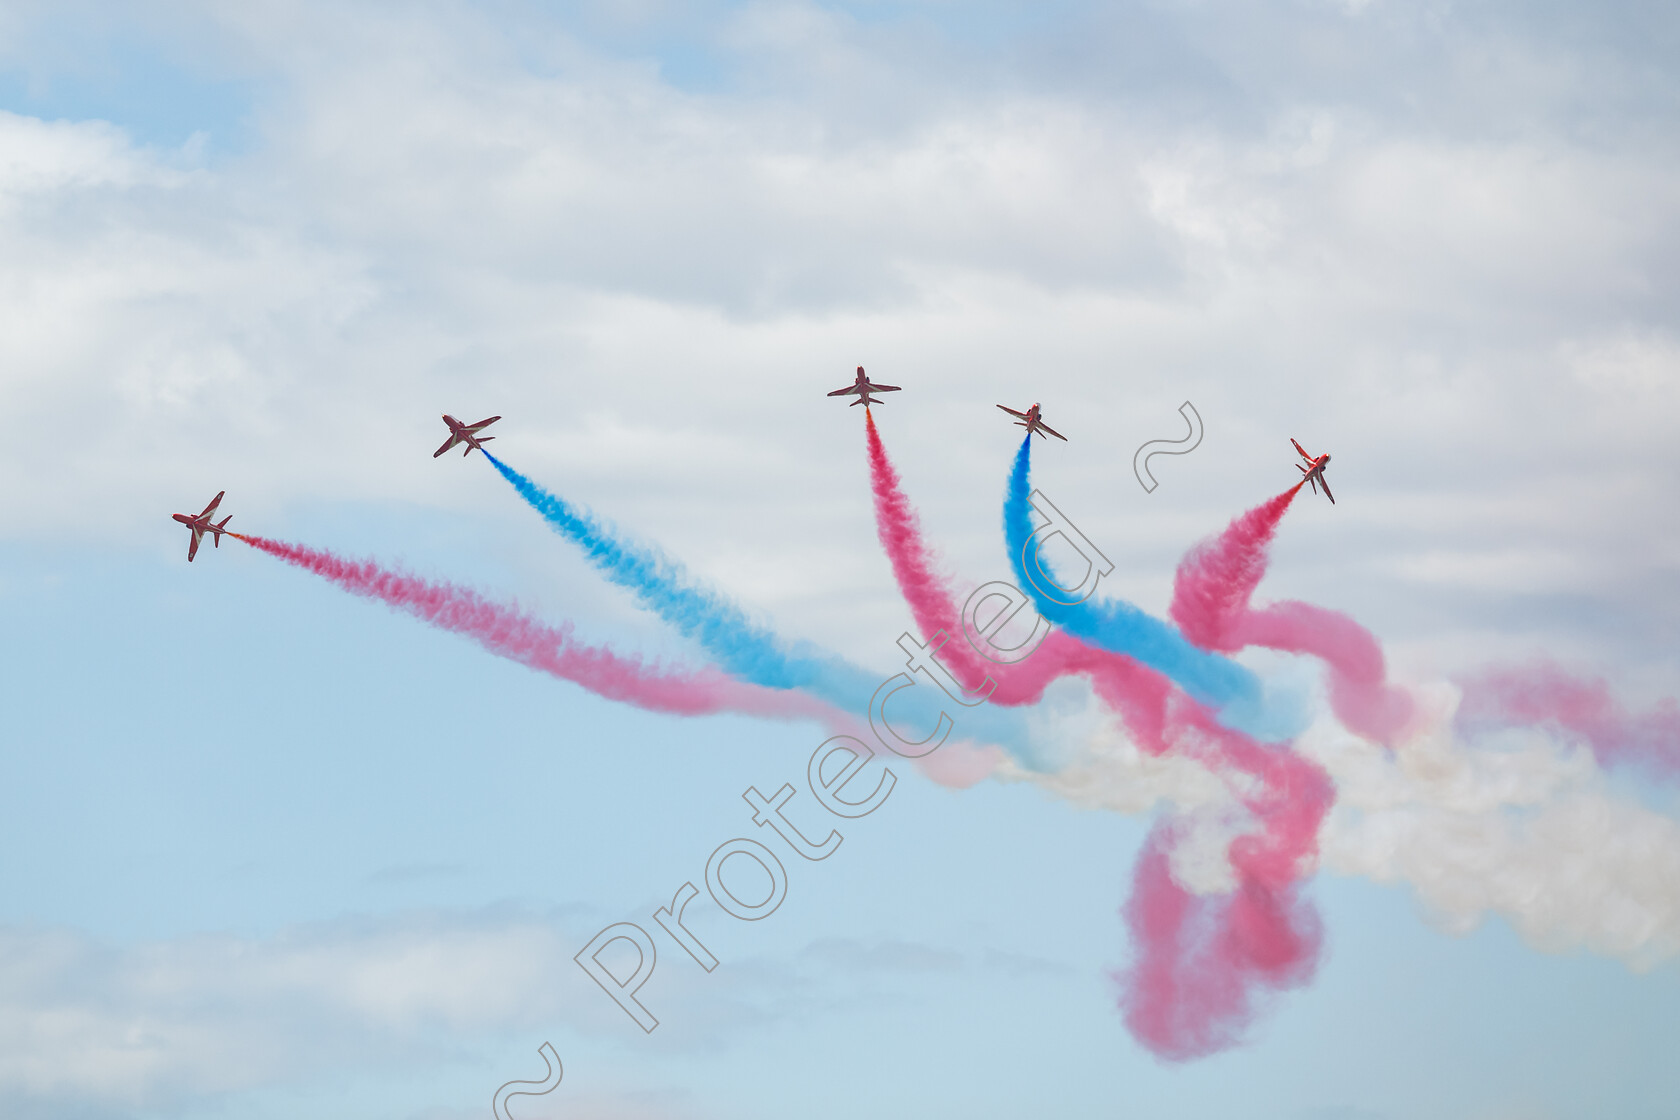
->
[1170,485,1414,743]
[864,413,1328,1059]
[232,533,849,730]
[864,411,1170,750]
[1456,660,1680,778]
[1118,698,1333,1060]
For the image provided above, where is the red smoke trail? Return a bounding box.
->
[1456,660,1680,779]
[1170,486,1300,649]
[864,410,1170,748]
[231,533,848,729]
[1169,484,1415,743]
[863,413,1329,1058]
[1118,697,1333,1060]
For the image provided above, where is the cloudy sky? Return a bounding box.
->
[2,2,1679,1118]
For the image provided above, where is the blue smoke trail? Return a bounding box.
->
[1003,436,1295,738]
[484,451,1032,748]
[486,451,816,690]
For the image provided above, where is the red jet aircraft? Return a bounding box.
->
[1291,438,1334,504]
[826,367,901,408]
[434,414,502,458]
[172,491,231,562]
[997,402,1067,441]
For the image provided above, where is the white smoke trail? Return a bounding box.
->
[1306,682,1680,969]
[1002,680,1680,969]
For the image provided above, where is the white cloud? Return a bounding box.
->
[0,110,178,195]
[0,911,579,1106]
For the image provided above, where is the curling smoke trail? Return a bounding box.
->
[1169,486,1415,744]
[1456,661,1680,779]
[1114,690,1333,1059]
[1002,433,1270,728]
[935,426,1332,1057]
[1168,487,1298,650]
[1011,680,1680,977]
[231,533,847,729]
[983,442,1680,1021]
[865,411,1175,752]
